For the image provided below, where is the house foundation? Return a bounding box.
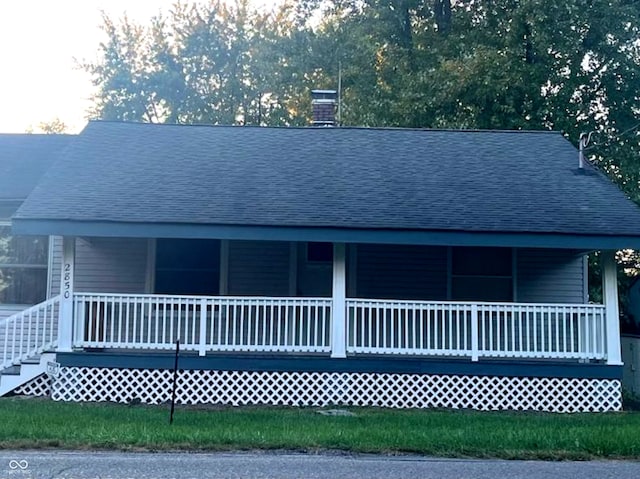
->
[15,358,623,413]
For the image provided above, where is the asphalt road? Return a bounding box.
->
[1,450,639,479]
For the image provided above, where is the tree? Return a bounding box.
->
[82,1,299,126]
[26,118,68,134]
[84,0,640,190]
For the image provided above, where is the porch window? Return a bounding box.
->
[155,239,220,295]
[451,247,513,302]
[297,242,333,297]
[0,225,49,305]
[306,242,333,263]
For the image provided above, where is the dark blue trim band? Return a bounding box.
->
[12,219,640,249]
[56,352,622,380]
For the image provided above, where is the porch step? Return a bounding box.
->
[1,365,20,375]
[0,353,45,370]
[21,356,43,365]
[0,353,54,397]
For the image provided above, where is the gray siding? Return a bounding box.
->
[0,305,26,320]
[48,235,63,297]
[516,249,586,304]
[356,245,448,300]
[53,239,586,303]
[622,335,640,395]
[228,240,290,296]
[75,237,148,293]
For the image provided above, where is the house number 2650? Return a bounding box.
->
[63,263,72,299]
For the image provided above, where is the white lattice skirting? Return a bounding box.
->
[13,374,52,397]
[43,367,622,413]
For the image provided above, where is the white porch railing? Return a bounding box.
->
[73,293,332,354]
[70,293,608,361]
[1,295,60,369]
[346,299,607,360]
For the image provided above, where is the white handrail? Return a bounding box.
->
[70,293,608,361]
[0,295,60,369]
[346,298,607,360]
[73,293,333,354]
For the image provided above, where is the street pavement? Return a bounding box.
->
[1,450,639,479]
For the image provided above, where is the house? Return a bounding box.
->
[3,101,640,412]
[0,133,73,318]
[0,133,73,395]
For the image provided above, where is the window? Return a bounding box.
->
[155,239,220,295]
[0,225,49,305]
[306,242,333,264]
[451,247,513,302]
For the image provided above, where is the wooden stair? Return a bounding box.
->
[0,296,61,396]
[0,352,54,396]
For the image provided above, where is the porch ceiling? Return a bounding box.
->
[12,219,640,249]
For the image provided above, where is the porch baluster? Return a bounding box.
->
[471,304,479,361]
[198,298,207,356]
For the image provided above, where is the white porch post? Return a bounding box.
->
[602,251,622,365]
[331,242,347,358]
[57,236,75,352]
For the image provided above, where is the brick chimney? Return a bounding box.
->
[311,89,337,127]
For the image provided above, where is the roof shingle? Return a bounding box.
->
[0,133,73,200]
[14,121,640,238]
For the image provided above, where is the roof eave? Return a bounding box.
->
[11,218,640,250]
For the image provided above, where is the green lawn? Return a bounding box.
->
[1,397,640,460]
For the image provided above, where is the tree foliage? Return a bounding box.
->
[26,118,68,134]
[83,0,312,126]
[84,0,640,152]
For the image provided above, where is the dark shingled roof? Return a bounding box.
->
[13,121,640,246]
[0,133,73,200]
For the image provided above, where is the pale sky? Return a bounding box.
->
[0,0,278,134]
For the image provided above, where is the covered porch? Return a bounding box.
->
[52,236,621,366]
[18,235,617,411]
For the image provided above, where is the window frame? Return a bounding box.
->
[153,238,221,296]
[448,246,515,302]
[0,220,51,306]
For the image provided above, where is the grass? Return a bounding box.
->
[1,397,640,460]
